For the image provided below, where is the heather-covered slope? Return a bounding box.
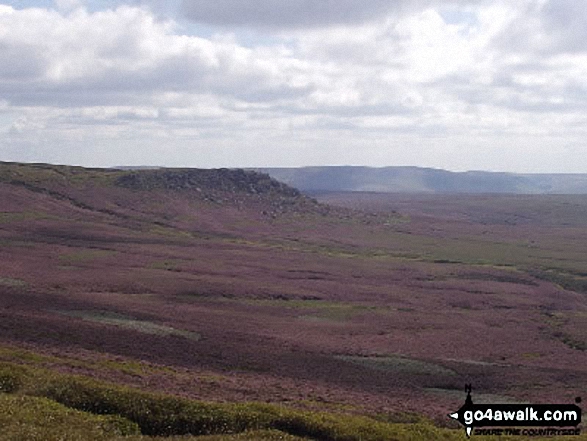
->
[0,162,326,239]
[1,161,587,440]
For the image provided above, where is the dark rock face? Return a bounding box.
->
[115,168,301,197]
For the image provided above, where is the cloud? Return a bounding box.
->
[177,0,496,29]
[494,0,587,55]
[179,0,396,28]
[0,1,586,172]
[542,0,587,53]
[54,0,83,12]
[0,5,316,108]
[0,3,426,116]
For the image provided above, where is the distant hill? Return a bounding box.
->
[255,166,587,194]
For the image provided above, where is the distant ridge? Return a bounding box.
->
[254,166,587,194]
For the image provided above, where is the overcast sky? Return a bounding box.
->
[0,0,586,172]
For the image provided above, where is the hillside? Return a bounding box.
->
[1,161,587,440]
[256,166,587,194]
[0,162,303,202]
[0,162,326,231]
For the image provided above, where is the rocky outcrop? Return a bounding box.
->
[115,168,301,197]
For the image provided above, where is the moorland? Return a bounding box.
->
[0,161,586,440]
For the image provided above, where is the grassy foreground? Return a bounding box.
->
[0,361,584,441]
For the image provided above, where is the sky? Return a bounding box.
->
[0,0,586,172]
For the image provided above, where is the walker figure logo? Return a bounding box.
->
[448,385,582,437]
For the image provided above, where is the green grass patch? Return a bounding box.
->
[55,310,201,340]
[245,299,386,322]
[0,362,451,440]
[0,344,179,380]
[424,388,523,404]
[0,276,27,287]
[521,352,542,359]
[531,270,587,294]
[0,346,59,366]
[58,249,118,264]
[148,225,194,239]
[0,162,122,188]
[449,271,538,286]
[148,259,183,272]
[552,331,587,351]
[336,355,457,377]
[116,430,306,440]
[540,311,587,351]
[180,429,307,440]
[0,211,51,224]
[1,360,585,440]
[0,394,139,441]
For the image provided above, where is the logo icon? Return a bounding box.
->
[449,385,582,438]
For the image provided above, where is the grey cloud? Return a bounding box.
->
[0,43,48,80]
[178,0,491,28]
[494,0,587,54]
[180,0,409,28]
[541,0,587,53]
[424,68,587,115]
[268,102,414,118]
[0,66,314,108]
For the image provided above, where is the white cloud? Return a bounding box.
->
[0,0,586,171]
[0,4,315,106]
